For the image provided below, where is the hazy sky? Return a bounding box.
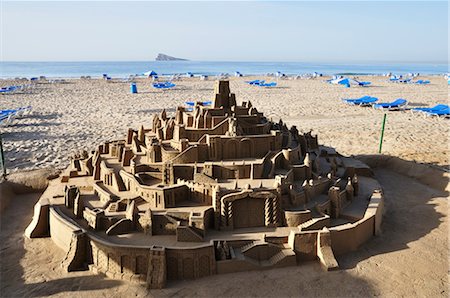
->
[1,1,448,62]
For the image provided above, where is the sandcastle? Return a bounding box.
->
[25,81,383,289]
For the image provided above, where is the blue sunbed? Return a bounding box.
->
[259,82,277,87]
[414,80,430,85]
[411,104,448,113]
[0,106,32,126]
[373,99,408,110]
[424,107,450,117]
[342,96,378,105]
[185,101,212,106]
[152,82,176,89]
[246,80,265,85]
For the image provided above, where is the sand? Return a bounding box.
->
[0,75,448,297]
[0,75,448,172]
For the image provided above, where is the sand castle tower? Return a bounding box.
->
[213,80,236,110]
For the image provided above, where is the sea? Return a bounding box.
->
[0,61,447,79]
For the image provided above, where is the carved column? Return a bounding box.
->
[265,198,273,226]
[272,196,279,226]
[227,201,233,230]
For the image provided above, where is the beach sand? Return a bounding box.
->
[0,75,448,171]
[0,75,448,297]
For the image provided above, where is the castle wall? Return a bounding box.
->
[285,210,312,227]
[185,118,229,142]
[173,165,194,180]
[152,214,178,235]
[178,178,214,205]
[49,207,81,251]
[120,170,189,209]
[93,181,117,204]
[209,134,282,161]
[165,246,216,280]
[170,146,198,164]
[329,190,383,255]
[160,145,181,162]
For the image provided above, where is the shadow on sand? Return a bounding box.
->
[0,191,122,297]
[337,154,448,269]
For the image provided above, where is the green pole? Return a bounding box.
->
[0,135,5,178]
[378,113,387,154]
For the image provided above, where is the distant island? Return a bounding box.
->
[155,53,188,61]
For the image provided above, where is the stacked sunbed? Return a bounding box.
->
[245,80,277,87]
[328,77,371,87]
[152,82,176,89]
[389,76,430,85]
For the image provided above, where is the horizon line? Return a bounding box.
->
[1,59,448,65]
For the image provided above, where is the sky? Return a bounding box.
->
[1,1,448,63]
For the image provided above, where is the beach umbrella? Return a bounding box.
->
[330,77,366,87]
[144,70,158,77]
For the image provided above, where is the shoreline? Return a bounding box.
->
[1,73,448,80]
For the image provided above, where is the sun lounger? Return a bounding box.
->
[411,104,449,113]
[342,96,378,105]
[373,99,408,110]
[423,107,450,118]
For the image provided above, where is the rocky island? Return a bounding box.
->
[155,53,188,61]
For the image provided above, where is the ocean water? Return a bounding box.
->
[0,61,447,78]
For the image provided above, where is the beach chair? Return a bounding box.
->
[373,99,408,110]
[411,104,449,114]
[342,96,378,106]
[423,107,450,118]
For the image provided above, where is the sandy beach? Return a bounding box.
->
[0,76,448,297]
[1,75,448,172]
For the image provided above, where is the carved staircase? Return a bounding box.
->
[228,241,296,269]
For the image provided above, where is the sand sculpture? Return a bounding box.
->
[25,81,384,289]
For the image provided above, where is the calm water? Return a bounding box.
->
[0,61,447,78]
